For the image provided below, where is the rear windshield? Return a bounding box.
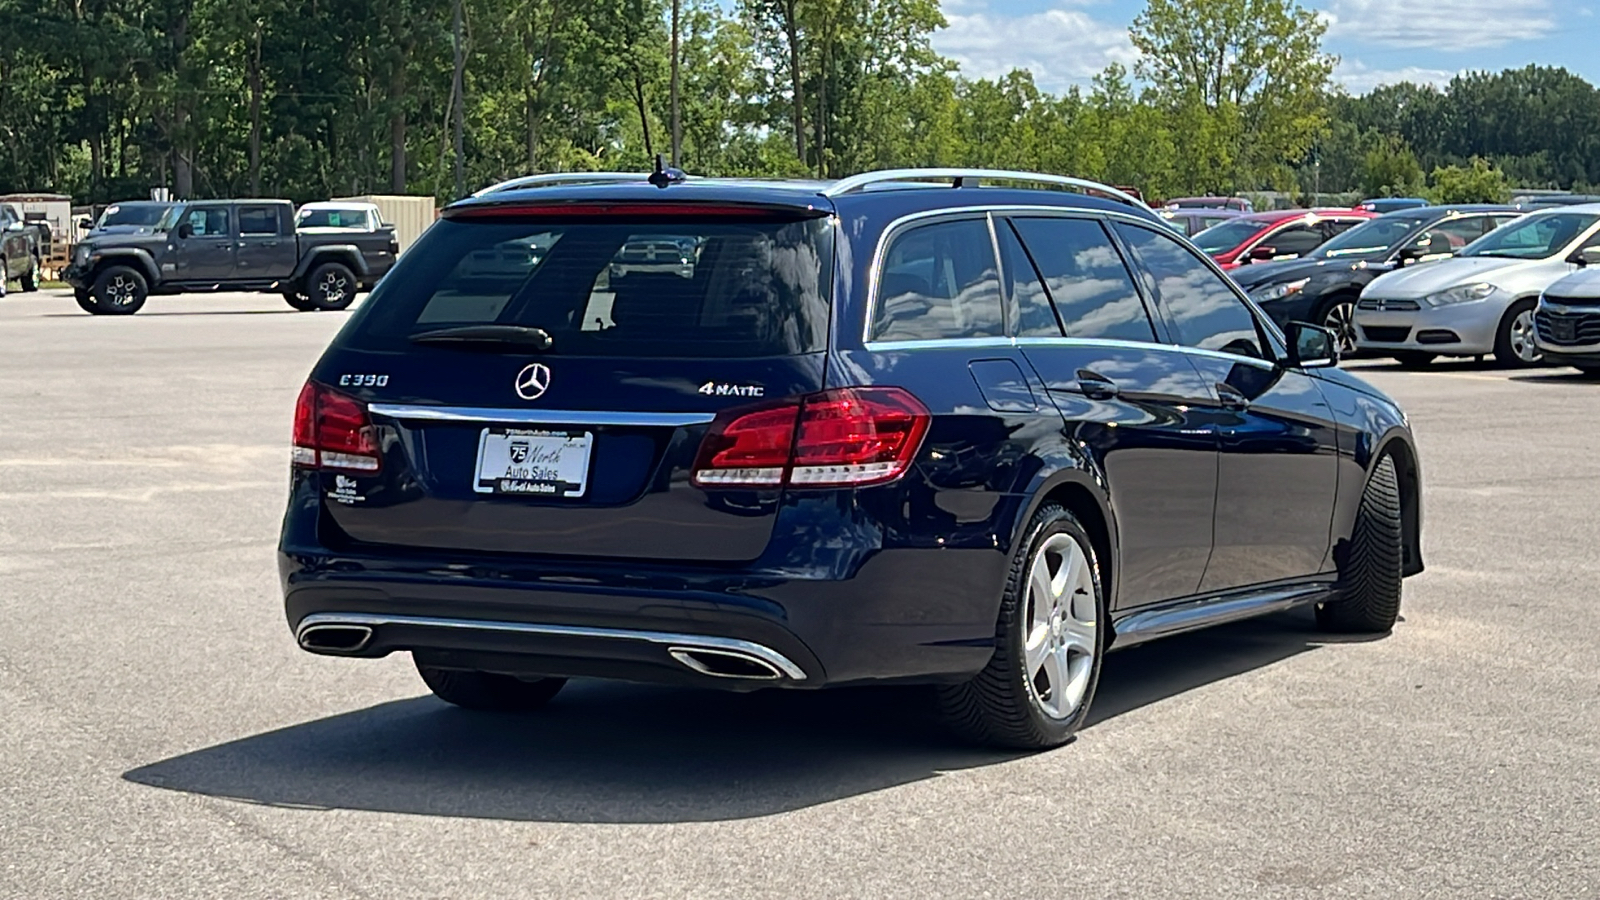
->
[344,216,833,358]
[298,207,373,229]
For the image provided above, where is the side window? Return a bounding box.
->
[186,207,230,237]
[996,221,1061,337]
[1114,222,1266,360]
[238,206,280,236]
[1010,217,1156,342]
[872,218,1004,342]
[1264,224,1324,257]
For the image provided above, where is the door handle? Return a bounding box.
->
[1075,369,1120,400]
[1216,383,1251,410]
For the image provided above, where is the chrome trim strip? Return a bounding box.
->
[294,612,809,681]
[860,333,1277,372]
[1110,582,1336,649]
[824,168,1144,208]
[368,404,715,427]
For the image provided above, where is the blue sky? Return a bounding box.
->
[932,0,1600,94]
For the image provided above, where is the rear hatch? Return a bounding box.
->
[309,202,835,563]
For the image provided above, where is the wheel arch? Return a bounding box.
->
[1373,429,1424,577]
[1009,466,1120,609]
[295,245,369,281]
[88,250,160,287]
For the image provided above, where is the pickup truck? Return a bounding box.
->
[1,203,44,297]
[64,199,398,314]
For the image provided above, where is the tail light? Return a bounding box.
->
[692,387,929,489]
[292,381,382,472]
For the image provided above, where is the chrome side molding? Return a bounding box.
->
[367,404,716,427]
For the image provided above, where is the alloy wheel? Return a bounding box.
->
[1509,308,1540,363]
[1022,533,1097,720]
[318,272,349,304]
[1322,300,1358,356]
[106,275,137,306]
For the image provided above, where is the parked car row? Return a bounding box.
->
[64,199,399,314]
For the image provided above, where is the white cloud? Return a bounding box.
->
[933,1,1137,93]
[1335,60,1459,93]
[1326,0,1555,50]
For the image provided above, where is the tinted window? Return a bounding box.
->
[185,207,229,237]
[348,217,832,358]
[238,206,280,236]
[1462,212,1598,259]
[1192,219,1266,255]
[1412,217,1492,255]
[1011,217,1156,342]
[98,204,169,228]
[1263,224,1323,256]
[298,207,371,229]
[873,218,1003,342]
[996,222,1061,337]
[1114,223,1265,359]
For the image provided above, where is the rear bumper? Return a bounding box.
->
[280,482,1011,689]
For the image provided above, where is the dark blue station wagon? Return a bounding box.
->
[281,168,1424,749]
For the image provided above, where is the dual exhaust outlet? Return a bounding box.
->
[296,618,794,681]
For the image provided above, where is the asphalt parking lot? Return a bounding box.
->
[3,289,1598,899]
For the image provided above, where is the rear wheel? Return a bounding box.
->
[306,262,357,311]
[1316,295,1359,357]
[1316,454,1403,633]
[92,265,148,315]
[415,660,567,712]
[1391,351,1435,368]
[19,256,40,292]
[1493,299,1541,367]
[937,504,1105,750]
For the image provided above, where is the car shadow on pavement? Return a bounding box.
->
[1509,370,1600,383]
[123,608,1356,823]
[43,309,310,318]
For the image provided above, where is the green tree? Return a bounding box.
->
[1429,157,1511,204]
[1360,135,1424,198]
[1130,0,1333,190]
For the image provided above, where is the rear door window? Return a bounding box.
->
[238,206,280,236]
[871,218,1004,342]
[1009,217,1156,342]
[1265,224,1324,257]
[996,221,1061,337]
[348,216,832,358]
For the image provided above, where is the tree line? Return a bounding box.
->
[1,0,1597,206]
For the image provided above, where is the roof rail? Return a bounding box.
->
[470,172,653,198]
[823,168,1145,208]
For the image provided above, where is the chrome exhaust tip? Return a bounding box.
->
[298,623,374,654]
[668,646,786,680]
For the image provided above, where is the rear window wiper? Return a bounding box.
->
[408,324,554,351]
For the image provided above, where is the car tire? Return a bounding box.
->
[1316,454,1403,633]
[1576,366,1600,377]
[1391,351,1435,368]
[92,265,148,315]
[1492,298,1541,368]
[75,293,104,314]
[19,256,40,292]
[415,660,567,712]
[306,262,357,311]
[1315,295,1359,357]
[282,291,317,312]
[937,504,1105,750]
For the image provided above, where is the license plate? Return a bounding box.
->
[474,428,592,497]
[1551,318,1576,342]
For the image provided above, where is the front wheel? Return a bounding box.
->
[306,262,357,311]
[1317,296,1359,357]
[1493,299,1542,368]
[1317,454,1404,633]
[75,292,103,314]
[92,265,148,315]
[282,290,317,312]
[937,504,1105,750]
[415,660,567,712]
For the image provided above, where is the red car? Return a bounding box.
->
[1192,208,1377,270]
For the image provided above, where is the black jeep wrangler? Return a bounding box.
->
[64,199,398,314]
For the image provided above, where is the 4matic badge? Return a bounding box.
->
[699,381,764,398]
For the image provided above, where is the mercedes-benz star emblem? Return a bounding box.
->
[514,363,551,400]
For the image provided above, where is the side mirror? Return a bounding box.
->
[177,222,194,240]
[1397,244,1428,264]
[1287,321,1339,368]
[1248,244,1280,262]
[3,221,23,233]
[78,217,94,230]
[1573,246,1600,267]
